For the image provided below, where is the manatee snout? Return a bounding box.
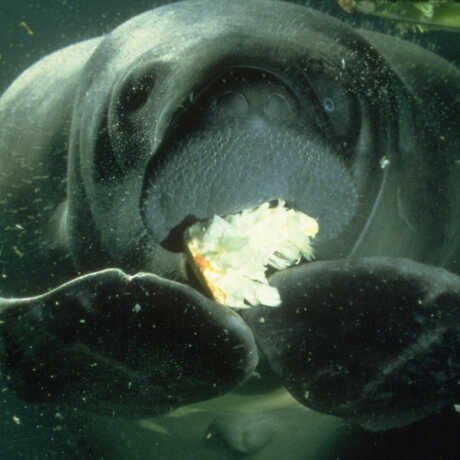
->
[140,69,358,255]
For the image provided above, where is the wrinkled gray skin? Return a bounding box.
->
[0,0,459,458]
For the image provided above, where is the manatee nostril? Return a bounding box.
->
[263,93,294,121]
[195,68,300,127]
[217,92,249,117]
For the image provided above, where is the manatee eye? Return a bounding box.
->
[118,74,155,113]
[323,97,335,113]
[307,72,359,142]
[106,72,156,174]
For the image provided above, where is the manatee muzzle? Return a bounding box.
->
[141,68,360,259]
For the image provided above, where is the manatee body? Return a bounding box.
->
[0,0,459,458]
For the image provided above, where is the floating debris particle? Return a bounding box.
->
[12,246,23,258]
[19,21,34,36]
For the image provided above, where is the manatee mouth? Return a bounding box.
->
[183,199,319,308]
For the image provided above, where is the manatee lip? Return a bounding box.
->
[141,128,359,252]
[181,257,318,310]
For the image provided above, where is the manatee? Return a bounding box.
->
[0,0,458,458]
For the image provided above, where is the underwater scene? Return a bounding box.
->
[0,0,459,459]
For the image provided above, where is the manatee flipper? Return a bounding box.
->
[0,270,258,416]
[242,257,460,431]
